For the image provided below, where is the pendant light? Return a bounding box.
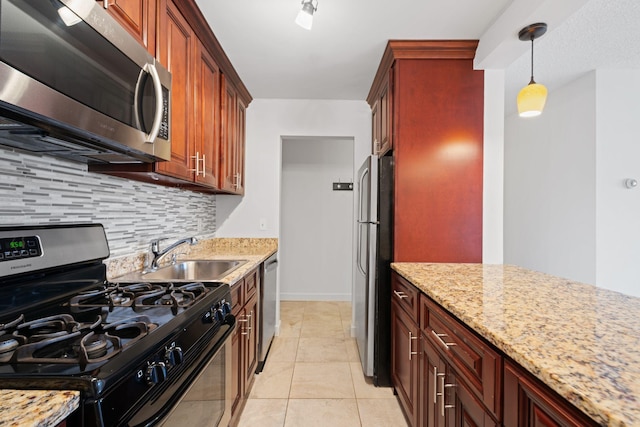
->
[517,23,548,117]
[295,0,317,30]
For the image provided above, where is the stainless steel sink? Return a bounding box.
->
[117,259,248,282]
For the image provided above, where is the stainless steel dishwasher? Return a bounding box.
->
[257,252,277,373]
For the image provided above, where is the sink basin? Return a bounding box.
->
[117,259,248,282]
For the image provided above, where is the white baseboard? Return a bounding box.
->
[280,292,351,301]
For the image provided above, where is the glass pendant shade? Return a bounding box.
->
[517,82,547,117]
[295,2,315,30]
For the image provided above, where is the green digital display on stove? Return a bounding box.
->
[0,235,41,261]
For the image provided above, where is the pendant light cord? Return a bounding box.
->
[530,38,536,84]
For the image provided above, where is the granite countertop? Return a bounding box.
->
[0,390,79,427]
[106,237,278,283]
[391,263,640,427]
[0,238,277,427]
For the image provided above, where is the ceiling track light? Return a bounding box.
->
[517,22,548,118]
[295,0,318,30]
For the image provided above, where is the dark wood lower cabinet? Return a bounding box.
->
[422,331,496,427]
[391,271,596,427]
[391,299,420,427]
[503,361,598,427]
[229,268,259,426]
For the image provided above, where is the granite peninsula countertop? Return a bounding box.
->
[0,238,277,427]
[391,263,640,427]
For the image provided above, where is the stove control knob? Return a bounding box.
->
[165,345,184,367]
[222,301,232,315]
[214,308,225,322]
[145,361,167,385]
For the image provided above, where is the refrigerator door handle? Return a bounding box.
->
[356,167,370,277]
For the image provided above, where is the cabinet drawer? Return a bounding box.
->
[421,294,501,420]
[391,273,419,319]
[244,268,258,302]
[230,281,243,315]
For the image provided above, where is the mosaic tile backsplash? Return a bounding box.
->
[0,148,216,258]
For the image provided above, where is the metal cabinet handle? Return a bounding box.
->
[393,290,408,300]
[433,366,438,404]
[246,310,253,339]
[440,375,456,416]
[190,152,200,176]
[431,330,457,350]
[190,152,206,177]
[408,331,418,361]
[238,314,249,335]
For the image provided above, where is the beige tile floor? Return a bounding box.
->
[237,301,408,427]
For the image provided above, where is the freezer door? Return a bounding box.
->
[354,155,378,377]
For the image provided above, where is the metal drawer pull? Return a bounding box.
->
[431,330,457,350]
[408,331,418,360]
[394,290,408,299]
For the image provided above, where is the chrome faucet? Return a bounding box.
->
[148,237,198,270]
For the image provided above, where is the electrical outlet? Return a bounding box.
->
[259,218,267,230]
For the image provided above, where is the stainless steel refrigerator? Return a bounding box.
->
[354,153,393,387]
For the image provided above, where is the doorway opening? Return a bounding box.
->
[279,136,355,301]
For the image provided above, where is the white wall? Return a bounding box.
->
[504,72,597,285]
[595,69,640,296]
[215,99,371,238]
[280,137,354,300]
[483,70,505,263]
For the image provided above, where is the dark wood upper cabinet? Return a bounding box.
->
[98,0,156,55]
[220,76,245,195]
[367,40,483,263]
[155,0,194,182]
[90,0,251,194]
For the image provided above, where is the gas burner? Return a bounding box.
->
[80,334,109,358]
[133,282,209,315]
[3,314,153,369]
[14,314,80,342]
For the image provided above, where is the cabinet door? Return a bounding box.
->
[378,70,392,155]
[234,97,246,195]
[230,316,242,415]
[422,333,446,427]
[193,39,220,188]
[220,75,237,192]
[503,361,597,427]
[99,0,156,54]
[371,98,381,154]
[391,300,419,427]
[243,293,258,389]
[156,0,193,181]
[448,371,497,427]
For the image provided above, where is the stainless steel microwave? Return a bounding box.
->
[0,0,171,163]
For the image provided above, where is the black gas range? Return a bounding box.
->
[0,224,235,427]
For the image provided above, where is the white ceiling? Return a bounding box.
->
[196,0,640,113]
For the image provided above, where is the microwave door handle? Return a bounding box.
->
[133,66,145,133]
[142,62,164,144]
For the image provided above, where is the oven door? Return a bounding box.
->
[124,322,234,427]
